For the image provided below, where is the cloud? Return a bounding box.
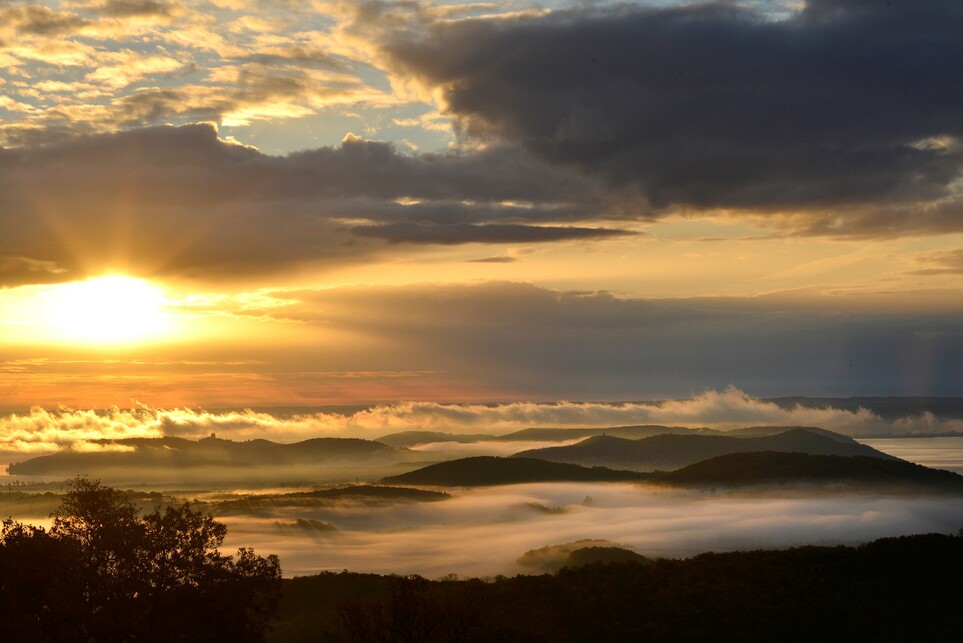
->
[330,389,963,436]
[82,0,182,19]
[0,0,388,144]
[2,387,961,459]
[384,1,963,234]
[468,256,516,263]
[251,281,963,399]
[0,254,68,285]
[0,124,635,284]
[351,222,633,244]
[910,249,963,275]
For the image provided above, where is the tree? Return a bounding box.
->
[0,478,281,642]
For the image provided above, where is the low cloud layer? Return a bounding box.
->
[386,1,963,234]
[2,388,961,457]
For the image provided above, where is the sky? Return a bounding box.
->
[0,0,961,411]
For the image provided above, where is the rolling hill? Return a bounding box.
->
[382,456,651,486]
[496,425,713,441]
[375,431,497,448]
[6,435,401,476]
[657,451,963,493]
[513,428,894,471]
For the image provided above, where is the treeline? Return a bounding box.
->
[274,533,963,642]
[0,479,281,642]
[3,481,961,642]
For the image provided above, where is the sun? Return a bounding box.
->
[44,275,170,345]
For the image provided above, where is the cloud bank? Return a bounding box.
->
[386,0,963,234]
[0,124,636,285]
[2,388,961,457]
[3,1,962,293]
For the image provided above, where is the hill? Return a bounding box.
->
[375,431,496,448]
[514,428,894,471]
[658,451,963,493]
[6,435,400,476]
[497,425,712,441]
[207,484,450,516]
[381,456,650,486]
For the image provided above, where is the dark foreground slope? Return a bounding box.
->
[515,428,893,470]
[659,451,963,493]
[382,456,650,486]
[272,533,963,643]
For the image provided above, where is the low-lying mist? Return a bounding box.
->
[217,483,963,578]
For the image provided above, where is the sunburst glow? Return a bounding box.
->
[43,276,170,345]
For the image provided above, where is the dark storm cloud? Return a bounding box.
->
[385,1,963,229]
[0,124,634,285]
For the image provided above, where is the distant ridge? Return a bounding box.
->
[376,431,497,448]
[513,428,894,471]
[6,436,399,476]
[382,456,650,486]
[496,425,712,441]
[658,451,963,493]
[208,484,450,515]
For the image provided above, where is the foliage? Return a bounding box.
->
[272,533,963,643]
[0,478,281,642]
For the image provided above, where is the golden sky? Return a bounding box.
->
[1,0,961,410]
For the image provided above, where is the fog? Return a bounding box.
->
[860,438,963,474]
[217,483,963,578]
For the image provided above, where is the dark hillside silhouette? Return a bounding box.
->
[6,436,399,475]
[515,428,895,470]
[272,534,963,642]
[382,456,650,486]
[0,478,281,642]
[659,451,963,492]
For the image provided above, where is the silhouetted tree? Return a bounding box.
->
[0,478,281,642]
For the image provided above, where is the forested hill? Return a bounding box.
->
[513,428,894,470]
[659,451,963,493]
[382,456,650,486]
[272,533,963,643]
